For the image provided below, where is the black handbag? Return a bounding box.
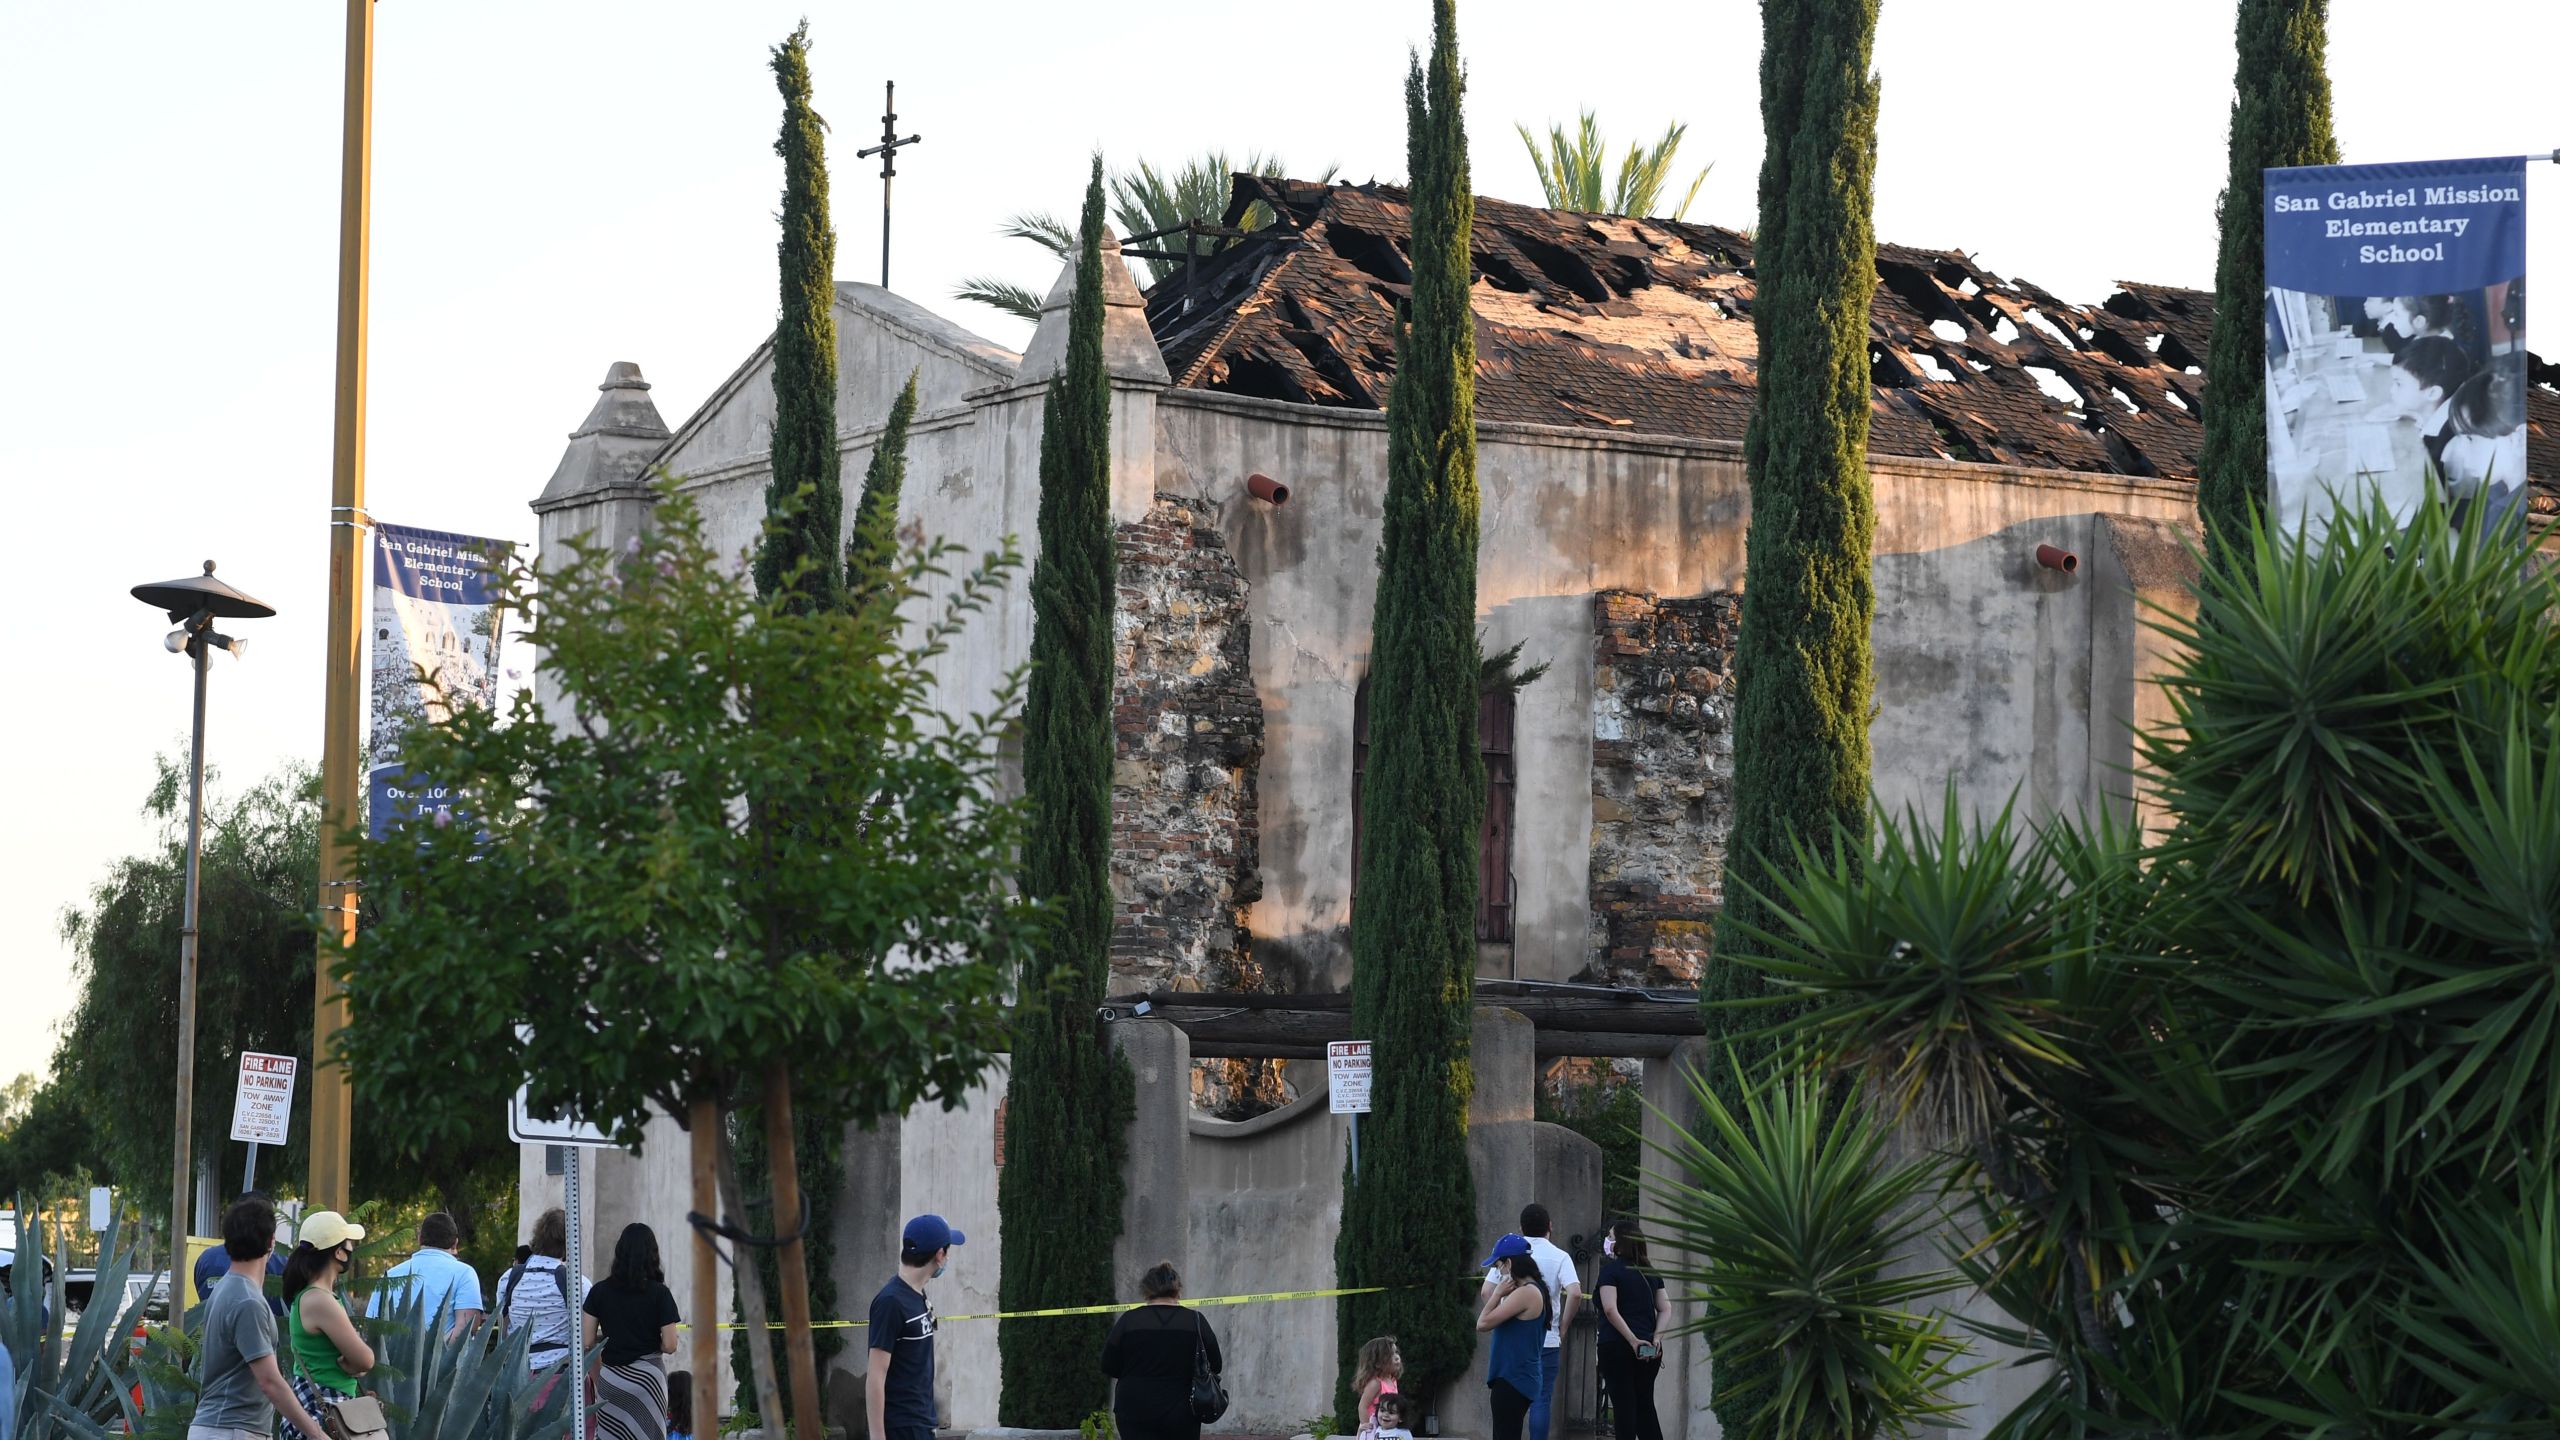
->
[1189,1310,1229,1424]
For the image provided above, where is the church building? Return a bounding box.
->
[520,177,2556,1439]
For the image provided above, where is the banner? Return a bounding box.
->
[2262,155,2528,547]
[369,522,512,838]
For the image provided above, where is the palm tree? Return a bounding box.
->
[956,151,1335,321]
[1515,111,1711,218]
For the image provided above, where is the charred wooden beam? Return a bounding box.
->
[1104,987,1705,1059]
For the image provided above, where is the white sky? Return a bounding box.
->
[3,0,2555,1081]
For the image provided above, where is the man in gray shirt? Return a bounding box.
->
[191,1197,328,1440]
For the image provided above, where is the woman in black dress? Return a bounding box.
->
[1101,1262,1223,1440]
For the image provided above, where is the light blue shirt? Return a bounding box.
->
[370,1247,486,1326]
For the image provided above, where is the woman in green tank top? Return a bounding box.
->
[280,1210,376,1438]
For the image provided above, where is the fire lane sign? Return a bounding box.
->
[1328,1040,1373,1115]
[229,1053,298,1146]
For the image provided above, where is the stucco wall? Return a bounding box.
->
[1154,390,2197,995]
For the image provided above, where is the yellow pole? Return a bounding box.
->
[309,0,375,1213]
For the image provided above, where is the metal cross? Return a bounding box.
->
[855,80,921,290]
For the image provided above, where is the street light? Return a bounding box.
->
[130,561,272,1253]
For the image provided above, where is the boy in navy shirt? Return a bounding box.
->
[867,1214,962,1440]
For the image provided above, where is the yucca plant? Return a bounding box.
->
[5,1206,154,1440]
[1722,495,2560,1434]
[1514,111,1710,219]
[1648,1053,1975,1438]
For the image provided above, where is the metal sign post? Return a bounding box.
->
[229,1052,298,1195]
[564,1146,584,1440]
[508,1081,611,1440]
[1328,1040,1373,1177]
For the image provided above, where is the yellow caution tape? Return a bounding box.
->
[687,1283,1406,1332]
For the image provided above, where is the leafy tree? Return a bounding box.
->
[955,152,1337,320]
[2197,0,2336,573]
[1514,111,1711,219]
[1533,1070,1640,1219]
[335,481,1035,1371]
[1333,0,1481,1418]
[1734,501,2560,1432]
[996,158,1135,1428]
[1705,0,1880,1427]
[725,367,922,1431]
[753,21,846,617]
[33,762,511,1238]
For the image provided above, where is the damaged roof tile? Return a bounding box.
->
[1147,176,2555,500]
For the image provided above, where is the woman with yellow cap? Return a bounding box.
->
[279,1211,374,1440]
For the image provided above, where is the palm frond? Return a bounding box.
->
[951,276,1047,322]
[999,211,1077,259]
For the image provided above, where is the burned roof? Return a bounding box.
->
[1148,175,2556,492]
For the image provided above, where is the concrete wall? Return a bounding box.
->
[1186,1070,1348,1434]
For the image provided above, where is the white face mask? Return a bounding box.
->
[1603,1235,1616,1257]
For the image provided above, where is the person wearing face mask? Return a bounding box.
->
[278,1211,375,1440]
[868,1214,963,1440]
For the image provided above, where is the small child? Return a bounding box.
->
[1372,1392,1415,1440]
[666,1370,694,1440]
[1353,1335,1403,1440]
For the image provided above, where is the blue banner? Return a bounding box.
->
[368,523,513,840]
[2261,156,2528,547]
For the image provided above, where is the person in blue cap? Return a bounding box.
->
[191,1193,287,1319]
[1473,1234,1549,1440]
[867,1214,963,1440]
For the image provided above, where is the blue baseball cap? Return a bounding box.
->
[903,1214,966,1252]
[1478,1233,1532,1268]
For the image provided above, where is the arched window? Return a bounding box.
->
[1351,677,1517,943]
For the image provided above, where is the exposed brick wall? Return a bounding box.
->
[1586,590,1740,987]
[1110,493,1265,995]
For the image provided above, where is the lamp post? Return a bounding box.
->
[131,561,273,1250]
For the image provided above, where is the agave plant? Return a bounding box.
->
[362,1285,572,1440]
[1514,111,1711,219]
[5,1206,155,1440]
[1648,1053,1976,1439]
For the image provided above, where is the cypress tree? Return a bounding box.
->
[2197,0,2337,569]
[744,26,845,1432]
[754,20,845,615]
[1704,0,1880,1427]
[846,370,920,610]
[1334,0,1481,1418]
[997,158,1133,1427]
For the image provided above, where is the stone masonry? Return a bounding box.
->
[1586,590,1740,987]
[1110,493,1265,995]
